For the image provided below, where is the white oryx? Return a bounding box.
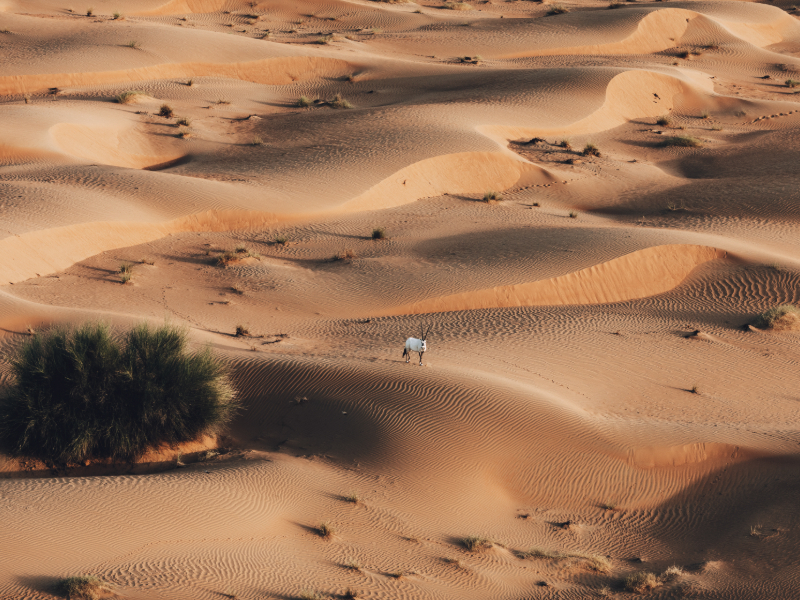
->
[403,324,431,366]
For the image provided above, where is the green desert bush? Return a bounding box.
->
[331,93,353,109]
[0,323,237,464]
[483,190,502,202]
[58,576,112,600]
[752,304,800,330]
[297,96,312,107]
[582,143,600,157]
[659,135,703,148]
[785,79,800,88]
[463,535,492,551]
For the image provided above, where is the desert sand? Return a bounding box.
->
[1,0,800,597]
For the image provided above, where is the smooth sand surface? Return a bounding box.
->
[2,0,800,598]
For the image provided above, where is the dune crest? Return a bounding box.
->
[387,244,726,315]
[0,56,353,96]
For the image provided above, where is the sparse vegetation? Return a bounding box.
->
[316,35,332,44]
[116,90,146,104]
[318,522,336,539]
[691,385,699,394]
[656,115,671,127]
[297,96,313,107]
[344,558,362,570]
[750,524,763,537]
[582,143,600,157]
[119,262,134,274]
[519,548,611,573]
[700,109,710,119]
[786,79,800,88]
[569,211,578,218]
[372,227,386,240]
[343,589,358,599]
[624,571,661,594]
[546,3,568,14]
[559,139,572,150]
[463,536,492,551]
[235,324,250,337]
[177,128,192,139]
[120,272,133,284]
[158,104,174,118]
[139,257,155,265]
[752,304,800,331]
[335,249,357,261]
[176,117,191,126]
[251,136,264,146]
[331,93,353,109]
[0,323,237,464]
[112,11,121,19]
[483,190,502,202]
[344,492,361,503]
[86,7,93,16]
[275,236,288,245]
[125,40,140,49]
[600,501,618,510]
[659,135,703,148]
[58,576,112,600]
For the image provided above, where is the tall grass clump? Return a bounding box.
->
[752,304,800,330]
[483,190,502,202]
[546,4,568,14]
[0,323,237,464]
[58,576,112,600]
[462,535,492,551]
[116,90,146,104]
[624,571,661,594]
[786,79,800,88]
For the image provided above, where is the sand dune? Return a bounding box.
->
[2,0,800,598]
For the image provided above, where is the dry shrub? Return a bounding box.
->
[58,576,112,600]
[463,536,492,551]
[158,104,174,118]
[546,3,568,14]
[752,304,800,331]
[624,571,661,594]
[335,249,357,261]
[116,90,147,104]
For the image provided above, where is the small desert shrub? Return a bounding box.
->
[700,109,710,119]
[158,104,174,118]
[251,136,264,146]
[582,143,600,157]
[656,115,671,127]
[125,40,140,49]
[58,576,112,600]
[316,36,332,44]
[112,11,121,19]
[318,522,336,539]
[600,501,618,510]
[546,3,568,14]
[216,251,237,265]
[663,565,684,580]
[372,227,386,240]
[116,90,146,104]
[86,7,93,16]
[335,249,357,261]
[569,211,578,218]
[343,589,358,599]
[120,272,133,284]
[0,323,236,463]
[345,492,360,503]
[235,324,250,337]
[216,99,232,105]
[659,135,703,148]
[331,93,353,109]
[344,558,362,570]
[176,117,191,126]
[463,536,492,551]
[139,257,155,265]
[119,262,134,274]
[177,128,192,139]
[235,245,248,253]
[559,139,572,150]
[275,236,288,245]
[752,304,800,331]
[297,96,312,107]
[786,79,800,88]
[483,190,502,202]
[624,571,661,594]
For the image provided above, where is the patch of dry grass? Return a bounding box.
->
[58,576,112,600]
[462,536,493,551]
[752,304,800,331]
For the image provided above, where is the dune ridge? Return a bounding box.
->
[388,245,727,314]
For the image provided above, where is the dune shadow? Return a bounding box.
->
[15,574,61,596]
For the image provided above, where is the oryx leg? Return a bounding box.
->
[418,351,424,366]
[404,348,410,363]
